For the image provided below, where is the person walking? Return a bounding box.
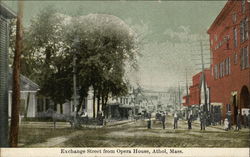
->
[247,110,250,129]
[226,111,232,130]
[188,112,192,129]
[200,112,206,130]
[173,112,178,129]
[147,112,152,129]
[236,111,241,131]
[224,118,229,131]
[161,112,166,129]
[243,111,247,128]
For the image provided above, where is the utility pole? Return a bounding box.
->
[72,37,79,127]
[200,41,208,114]
[9,0,24,147]
[178,82,181,109]
[185,69,189,106]
[73,52,77,125]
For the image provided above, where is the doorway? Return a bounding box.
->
[240,86,250,109]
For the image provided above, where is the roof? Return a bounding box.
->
[8,71,40,92]
[0,3,16,19]
[207,1,235,34]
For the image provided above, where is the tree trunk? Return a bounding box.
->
[24,92,30,119]
[101,95,105,117]
[104,94,108,118]
[60,103,63,114]
[77,93,84,112]
[9,0,24,147]
[97,93,100,112]
[93,89,96,118]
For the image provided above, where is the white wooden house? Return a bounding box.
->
[8,72,40,118]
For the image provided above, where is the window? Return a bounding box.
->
[214,65,218,79]
[242,0,246,13]
[234,53,238,64]
[224,59,227,76]
[214,64,218,79]
[225,59,228,75]
[245,18,248,40]
[241,46,249,69]
[240,18,249,42]
[219,63,223,78]
[245,46,249,68]
[233,28,237,48]
[224,57,231,76]
[214,34,218,42]
[240,20,245,42]
[232,13,237,24]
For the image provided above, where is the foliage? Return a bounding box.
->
[65,14,139,113]
[9,7,139,115]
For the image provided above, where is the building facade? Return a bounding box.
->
[207,0,250,123]
[0,3,16,146]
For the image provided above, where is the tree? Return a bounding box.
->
[19,6,73,113]
[65,14,139,117]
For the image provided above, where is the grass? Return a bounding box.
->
[18,127,75,147]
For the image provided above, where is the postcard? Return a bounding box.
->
[0,0,249,157]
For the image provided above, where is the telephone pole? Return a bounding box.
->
[185,69,189,106]
[200,41,208,114]
[178,82,181,109]
[9,0,24,147]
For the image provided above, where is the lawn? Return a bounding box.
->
[18,126,75,147]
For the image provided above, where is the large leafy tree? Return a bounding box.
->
[10,8,139,117]
[28,6,73,112]
[65,14,139,117]
[9,6,73,113]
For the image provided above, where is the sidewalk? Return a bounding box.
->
[105,119,135,127]
[20,119,135,129]
[192,120,250,132]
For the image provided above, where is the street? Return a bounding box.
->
[18,116,250,148]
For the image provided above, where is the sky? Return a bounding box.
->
[3,0,227,90]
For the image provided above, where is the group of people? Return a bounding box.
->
[224,110,250,131]
[146,111,180,130]
[186,111,206,130]
[144,110,208,130]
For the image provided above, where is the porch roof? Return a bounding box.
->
[0,3,16,19]
[8,71,40,92]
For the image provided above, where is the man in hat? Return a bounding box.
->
[161,112,166,129]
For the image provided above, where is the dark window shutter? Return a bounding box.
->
[0,16,9,147]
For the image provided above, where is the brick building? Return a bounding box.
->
[189,69,212,106]
[207,0,250,123]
